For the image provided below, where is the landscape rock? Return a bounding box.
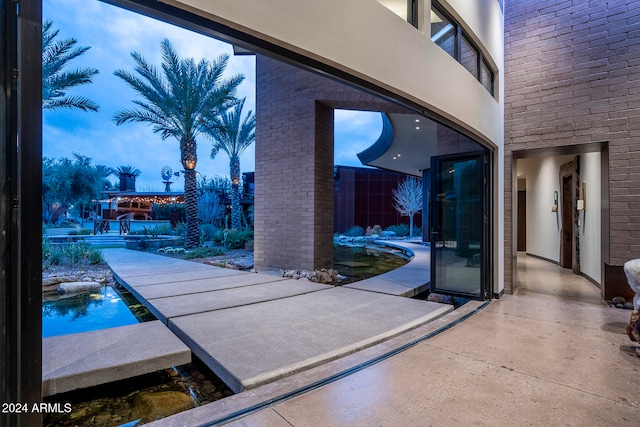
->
[282,268,346,285]
[57,281,101,295]
[131,391,194,423]
[228,257,254,270]
[427,293,453,304]
[611,296,626,306]
[42,276,76,296]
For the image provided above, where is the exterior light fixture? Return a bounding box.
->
[182,158,196,171]
[232,177,239,186]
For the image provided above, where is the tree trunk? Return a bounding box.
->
[409,214,414,238]
[184,169,199,248]
[230,155,241,230]
[181,135,199,249]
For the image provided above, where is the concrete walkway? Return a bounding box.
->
[148,254,640,427]
[103,249,451,393]
[344,240,430,297]
[42,320,191,396]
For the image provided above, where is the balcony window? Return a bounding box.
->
[461,35,478,78]
[431,1,496,96]
[431,6,456,58]
[481,60,494,95]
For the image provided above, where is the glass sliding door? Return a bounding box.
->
[430,151,489,300]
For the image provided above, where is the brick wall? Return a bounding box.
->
[504,0,640,293]
[255,56,405,270]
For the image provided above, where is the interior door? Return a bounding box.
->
[430,151,489,300]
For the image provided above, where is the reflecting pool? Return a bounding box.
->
[42,286,153,337]
[333,244,410,285]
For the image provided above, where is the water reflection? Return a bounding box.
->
[42,286,150,337]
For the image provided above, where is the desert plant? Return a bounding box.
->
[225,229,254,250]
[68,228,92,235]
[343,225,365,237]
[184,246,224,259]
[385,224,409,237]
[199,224,218,243]
[44,241,103,267]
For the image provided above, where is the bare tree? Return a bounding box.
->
[392,177,423,238]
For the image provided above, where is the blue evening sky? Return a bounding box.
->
[43,0,382,191]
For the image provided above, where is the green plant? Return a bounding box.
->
[42,238,52,260]
[44,241,103,267]
[366,225,383,236]
[200,224,218,243]
[343,225,364,237]
[184,246,224,259]
[225,229,253,249]
[385,224,409,237]
[68,228,92,235]
[212,229,225,246]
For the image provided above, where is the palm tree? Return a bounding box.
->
[41,19,99,111]
[205,97,255,230]
[113,39,243,248]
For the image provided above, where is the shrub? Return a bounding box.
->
[411,226,422,237]
[174,222,187,238]
[366,225,383,236]
[43,241,103,267]
[200,224,218,243]
[68,228,92,236]
[386,224,409,237]
[343,225,364,237]
[184,246,224,259]
[226,229,254,250]
[212,229,225,246]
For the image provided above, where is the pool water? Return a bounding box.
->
[42,285,153,338]
[333,244,409,285]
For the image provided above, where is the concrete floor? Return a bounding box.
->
[151,253,640,426]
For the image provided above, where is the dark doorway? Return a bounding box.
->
[517,190,526,251]
[560,174,573,269]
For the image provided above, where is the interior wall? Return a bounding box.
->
[517,155,574,263]
[517,153,602,285]
[580,152,602,284]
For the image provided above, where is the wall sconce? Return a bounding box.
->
[552,191,558,212]
[580,182,586,211]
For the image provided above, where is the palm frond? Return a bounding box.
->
[42,19,99,111]
[43,95,99,112]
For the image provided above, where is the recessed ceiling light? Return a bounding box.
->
[393,156,397,160]
[416,126,420,130]
[397,154,401,157]
[415,119,420,122]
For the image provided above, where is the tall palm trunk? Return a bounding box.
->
[181,136,199,248]
[230,155,241,230]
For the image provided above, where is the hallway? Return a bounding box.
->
[151,254,640,426]
[515,252,607,306]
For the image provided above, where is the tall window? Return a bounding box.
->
[431,2,495,96]
[430,6,456,58]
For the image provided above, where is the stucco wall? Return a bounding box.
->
[164,0,503,148]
